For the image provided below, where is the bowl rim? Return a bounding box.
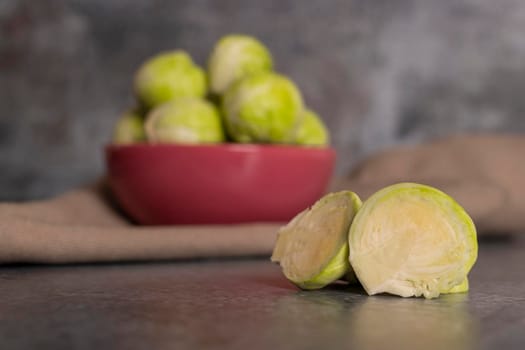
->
[106,142,336,154]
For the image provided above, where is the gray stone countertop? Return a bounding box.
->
[0,235,524,350]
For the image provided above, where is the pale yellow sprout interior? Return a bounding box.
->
[297,242,350,290]
[349,183,478,299]
[272,191,362,290]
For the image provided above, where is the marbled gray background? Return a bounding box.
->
[1,0,524,200]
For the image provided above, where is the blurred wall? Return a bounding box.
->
[1,0,525,200]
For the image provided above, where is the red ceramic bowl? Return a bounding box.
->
[105,143,335,225]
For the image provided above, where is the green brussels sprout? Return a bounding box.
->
[145,98,225,144]
[222,72,304,143]
[208,34,273,95]
[112,109,146,144]
[349,183,478,299]
[134,50,206,109]
[294,109,330,147]
[272,191,362,290]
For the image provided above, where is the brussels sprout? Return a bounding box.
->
[349,183,478,299]
[208,34,273,95]
[271,191,362,290]
[134,50,206,109]
[112,110,146,144]
[145,98,225,144]
[444,278,469,293]
[222,72,304,143]
[294,109,330,147]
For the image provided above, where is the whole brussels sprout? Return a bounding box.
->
[208,34,273,95]
[294,109,330,147]
[112,109,146,144]
[134,50,206,109]
[222,72,304,143]
[145,98,225,144]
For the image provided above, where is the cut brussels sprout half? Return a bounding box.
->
[349,183,478,299]
[272,191,362,290]
[145,98,225,144]
[444,278,469,294]
[208,34,273,95]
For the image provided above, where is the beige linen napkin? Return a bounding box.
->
[0,133,521,264]
[332,133,525,234]
[0,183,280,264]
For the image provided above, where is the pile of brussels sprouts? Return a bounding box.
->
[112,34,329,147]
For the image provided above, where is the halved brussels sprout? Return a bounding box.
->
[349,183,478,299]
[272,191,362,290]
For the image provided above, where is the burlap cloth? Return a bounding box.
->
[0,134,522,264]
